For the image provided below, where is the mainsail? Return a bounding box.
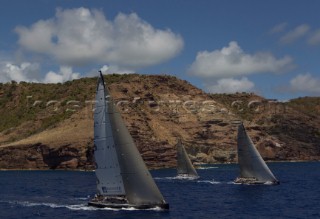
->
[177,139,199,178]
[90,72,168,209]
[93,73,125,196]
[236,123,279,184]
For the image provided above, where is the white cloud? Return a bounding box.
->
[0,62,40,82]
[206,77,255,94]
[270,22,288,34]
[43,66,80,83]
[0,61,79,83]
[188,41,293,78]
[280,24,310,44]
[84,64,135,78]
[307,29,320,45]
[100,64,134,74]
[15,8,183,69]
[290,73,320,94]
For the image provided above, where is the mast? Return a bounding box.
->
[177,139,198,178]
[237,123,278,183]
[102,73,166,205]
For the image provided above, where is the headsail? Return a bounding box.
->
[237,123,279,184]
[93,72,167,207]
[107,89,166,205]
[177,139,199,178]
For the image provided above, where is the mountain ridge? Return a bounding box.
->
[0,74,319,169]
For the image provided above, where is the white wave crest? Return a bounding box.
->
[154,176,198,181]
[197,180,221,184]
[7,200,164,211]
[197,166,218,170]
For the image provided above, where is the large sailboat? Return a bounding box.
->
[234,123,279,185]
[88,72,169,209]
[176,139,199,179]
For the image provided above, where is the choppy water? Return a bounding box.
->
[1,162,320,219]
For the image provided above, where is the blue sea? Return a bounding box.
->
[1,162,320,219]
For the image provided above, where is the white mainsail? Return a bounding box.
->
[91,72,168,208]
[236,123,279,184]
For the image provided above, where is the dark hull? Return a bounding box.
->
[88,201,169,210]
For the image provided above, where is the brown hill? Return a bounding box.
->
[0,74,319,170]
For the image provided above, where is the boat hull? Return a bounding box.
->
[234,177,280,185]
[88,201,169,210]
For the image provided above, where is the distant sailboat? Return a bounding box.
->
[176,138,199,179]
[88,72,169,209]
[234,123,279,185]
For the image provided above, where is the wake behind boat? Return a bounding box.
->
[176,138,199,179]
[88,72,169,210]
[235,123,279,185]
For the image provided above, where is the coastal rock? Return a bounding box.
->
[0,75,319,170]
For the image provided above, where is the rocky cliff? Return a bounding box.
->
[0,74,319,170]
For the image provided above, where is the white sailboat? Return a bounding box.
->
[176,139,199,179]
[88,72,169,209]
[235,123,279,185]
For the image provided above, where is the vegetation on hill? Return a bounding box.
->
[0,77,96,143]
[288,97,320,118]
[209,93,265,121]
[0,74,319,170]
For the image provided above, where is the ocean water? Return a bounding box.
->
[0,162,320,219]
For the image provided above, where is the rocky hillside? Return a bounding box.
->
[0,74,319,170]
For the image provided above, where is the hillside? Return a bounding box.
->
[0,74,319,170]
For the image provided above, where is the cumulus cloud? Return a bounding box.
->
[0,62,40,82]
[290,73,320,94]
[0,61,79,83]
[307,29,320,45]
[43,66,80,83]
[188,41,293,78]
[15,8,183,69]
[100,65,134,74]
[206,77,254,94]
[280,24,310,44]
[84,64,135,78]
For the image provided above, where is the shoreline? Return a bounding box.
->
[0,160,319,171]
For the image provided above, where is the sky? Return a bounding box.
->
[1,0,320,100]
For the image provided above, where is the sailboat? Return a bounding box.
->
[88,72,169,209]
[234,123,279,185]
[176,138,199,179]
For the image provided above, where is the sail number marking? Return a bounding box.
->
[102,186,122,193]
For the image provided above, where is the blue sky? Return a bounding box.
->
[1,0,320,100]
